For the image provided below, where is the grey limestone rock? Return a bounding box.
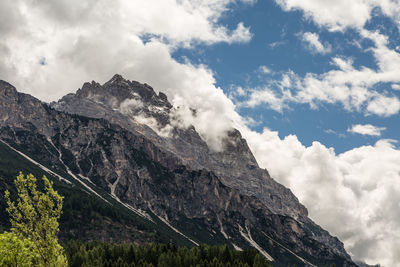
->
[0,77,357,266]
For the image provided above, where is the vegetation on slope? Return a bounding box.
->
[64,241,271,267]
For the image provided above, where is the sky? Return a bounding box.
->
[1,0,400,265]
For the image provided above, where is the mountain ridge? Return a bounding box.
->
[0,76,357,266]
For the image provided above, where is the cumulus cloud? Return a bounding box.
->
[275,0,372,31]
[246,2,400,265]
[301,32,332,54]
[347,124,386,136]
[244,87,287,112]
[275,0,400,31]
[0,0,253,102]
[240,127,400,266]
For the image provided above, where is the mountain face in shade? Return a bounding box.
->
[0,76,358,266]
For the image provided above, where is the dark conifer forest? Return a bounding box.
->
[64,242,272,267]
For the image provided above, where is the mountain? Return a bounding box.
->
[0,76,358,266]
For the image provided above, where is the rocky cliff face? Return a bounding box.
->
[0,77,357,266]
[52,74,307,219]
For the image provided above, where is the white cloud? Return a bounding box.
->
[134,113,174,138]
[347,124,386,136]
[366,94,400,116]
[258,65,272,74]
[245,88,287,112]
[240,0,258,5]
[243,30,400,117]
[268,40,285,48]
[257,3,400,264]
[261,2,400,118]
[236,86,246,96]
[275,0,373,31]
[275,0,400,31]
[301,32,331,54]
[324,129,346,138]
[241,127,400,266]
[119,98,144,114]
[0,0,253,102]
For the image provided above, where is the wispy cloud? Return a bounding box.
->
[392,84,400,90]
[301,32,332,54]
[268,40,286,48]
[258,65,272,74]
[347,124,386,136]
[243,30,400,117]
[324,129,346,138]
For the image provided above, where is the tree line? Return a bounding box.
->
[64,241,271,267]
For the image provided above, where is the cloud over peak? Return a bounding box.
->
[0,0,253,102]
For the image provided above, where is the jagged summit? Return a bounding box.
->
[68,75,172,114]
[106,73,125,84]
[0,80,18,96]
[52,75,309,218]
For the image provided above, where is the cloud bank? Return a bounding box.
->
[242,128,400,266]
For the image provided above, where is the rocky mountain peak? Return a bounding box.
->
[51,75,309,219]
[72,74,172,111]
[76,81,104,98]
[107,73,125,84]
[0,80,18,99]
[0,79,357,265]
